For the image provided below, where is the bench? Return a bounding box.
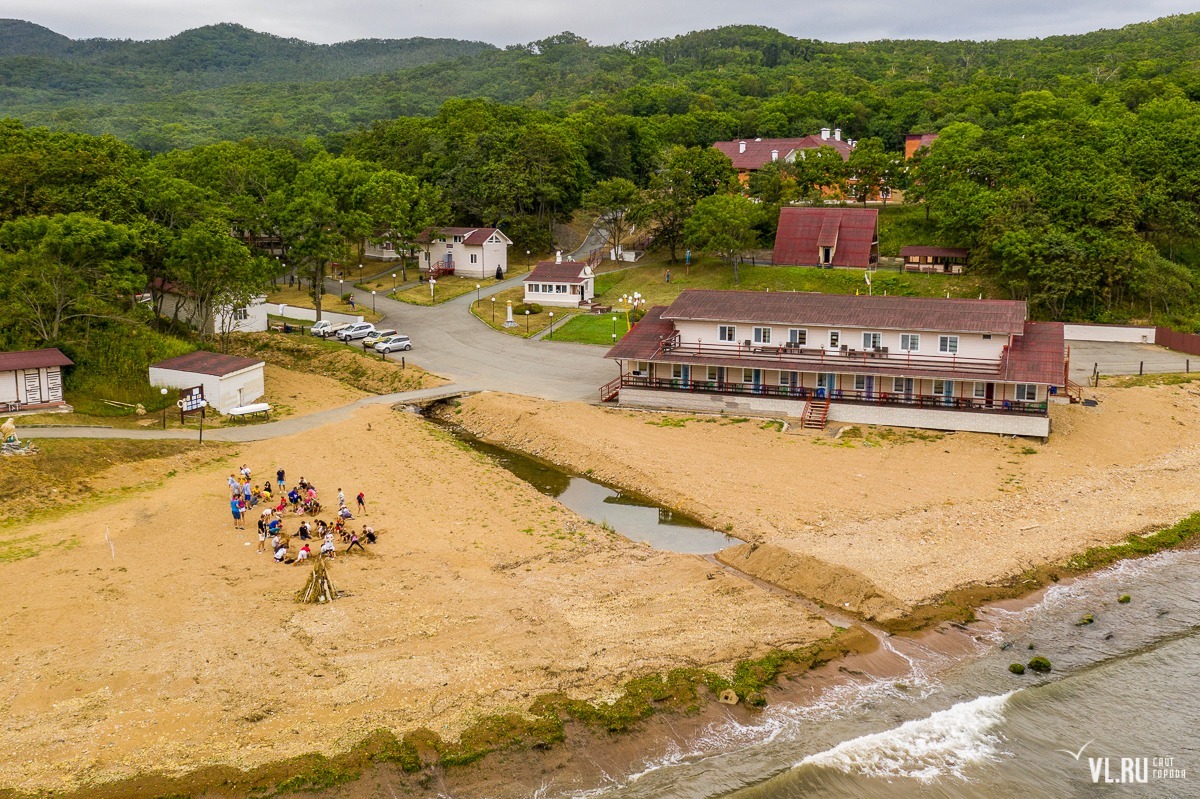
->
[227,402,272,420]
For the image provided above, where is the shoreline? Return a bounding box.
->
[20,515,1198,799]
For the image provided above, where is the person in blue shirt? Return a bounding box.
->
[230,498,244,529]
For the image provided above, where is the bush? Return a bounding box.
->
[1076,613,1095,626]
[1009,663,1026,675]
[513,303,543,315]
[341,292,352,302]
[1118,594,1131,604]
[1027,656,1052,673]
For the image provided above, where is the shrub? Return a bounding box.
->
[1118,594,1132,604]
[514,302,543,315]
[1009,663,1026,675]
[1027,656,1052,673]
[1076,613,1094,626]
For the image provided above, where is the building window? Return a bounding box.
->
[854,374,867,391]
[829,331,840,348]
[555,284,567,293]
[718,325,736,342]
[470,253,478,264]
[821,246,833,265]
[862,332,882,350]
[939,335,959,354]
[753,327,772,344]
[743,368,756,383]
[974,382,987,398]
[671,364,685,379]
[817,373,834,389]
[982,334,992,340]
[893,377,906,393]
[933,379,952,395]
[1016,384,1038,401]
[900,334,920,351]
[544,284,555,293]
[706,366,719,381]
[453,235,463,243]
[233,306,249,321]
[788,329,806,346]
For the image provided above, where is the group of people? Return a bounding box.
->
[227,463,376,563]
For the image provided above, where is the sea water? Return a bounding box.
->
[561,548,1200,799]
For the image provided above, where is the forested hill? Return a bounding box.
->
[0,20,495,92]
[3,13,1200,151]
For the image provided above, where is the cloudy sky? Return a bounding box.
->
[8,0,1198,46]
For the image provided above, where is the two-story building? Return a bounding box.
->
[712,129,855,182]
[416,227,512,280]
[601,289,1068,437]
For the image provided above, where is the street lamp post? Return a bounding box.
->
[371,290,376,313]
[429,278,436,301]
[548,311,554,339]
[198,400,208,444]
[359,262,363,283]
[612,315,617,336]
[525,309,530,333]
[392,273,397,293]
[475,283,481,308]
[160,387,168,429]
[490,296,496,324]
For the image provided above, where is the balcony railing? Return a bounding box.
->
[614,374,1048,416]
[656,337,1006,376]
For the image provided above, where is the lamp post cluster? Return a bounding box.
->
[618,292,644,332]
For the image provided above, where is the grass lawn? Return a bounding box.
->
[265,286,383,323]
[553,312,631,346]
[392,262,532,307]
[469,286,581,338]
[877,204,944,257]
[589,251,989,311]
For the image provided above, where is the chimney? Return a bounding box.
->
[555,250,562,263]
[738,140,746,154]
[771,149,779,162]
[834,128,842,141]
[820,127,830,140]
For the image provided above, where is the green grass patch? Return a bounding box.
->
[1112,372,1200,388]
[554,312,629,345]
[877,204,943,257]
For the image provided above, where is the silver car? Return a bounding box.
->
[374,334,412,353]
[336,322,376,341]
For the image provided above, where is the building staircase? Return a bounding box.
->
[801,396,831,430]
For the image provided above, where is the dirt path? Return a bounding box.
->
[0,404,828,795]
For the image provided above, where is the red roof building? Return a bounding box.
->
[601,289,1067,437]
[0,348,73,413]
[417,226,512,280]
[713,129,855,173]
[905,133,939,160]
[773,208,879,268]
[523,260,596,307]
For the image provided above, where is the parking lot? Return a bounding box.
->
[1069,341,1198,381]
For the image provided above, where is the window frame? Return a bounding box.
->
[829,330,841,348]
[900,333,920,352]
[862,331,882,350]
[753,326,772,344]
[1015,384,1038,401]
[788,328,807,346]
[718,325,736,343]
[938,335,959,354]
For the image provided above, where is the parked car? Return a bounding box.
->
[336,322,376,341]
[374,334,412,353]
[310,320,350,338]
[363,329,398,347]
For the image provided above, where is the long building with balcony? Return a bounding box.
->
[601,289,1071,437]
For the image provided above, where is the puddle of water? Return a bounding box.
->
[458,433,739,554]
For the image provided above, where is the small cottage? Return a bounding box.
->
[0,348,73,413]
[901,246,969,274]
[416,227,512,279]
[149,351,265,414]
[523,261,595,308]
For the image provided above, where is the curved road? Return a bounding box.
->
[30,274,616,442]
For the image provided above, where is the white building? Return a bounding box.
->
[149,351,265,414]
[416,227,512,279]
[0,348,73,413]
[604,289,1069,437]
[156,284,268,336]
[522,261,595,308]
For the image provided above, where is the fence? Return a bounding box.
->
[1154,327,1200,357]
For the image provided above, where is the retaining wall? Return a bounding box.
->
[1063,323,1155,344]
[618,387,1051,438]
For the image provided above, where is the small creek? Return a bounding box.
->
[443,425,739,555]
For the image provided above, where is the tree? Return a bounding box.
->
[582,178,645,262]
[358,170,446,283]
[846,137,889,206]
[166,219,265,348]
[646,146,737,262]
[0,213,142,342]
[684,194,761,285]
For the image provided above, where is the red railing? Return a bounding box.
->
[657,339,1005,376]
[613,374,1049,416]
[599,375,622,402]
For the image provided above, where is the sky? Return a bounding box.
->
[7,0,1198,47]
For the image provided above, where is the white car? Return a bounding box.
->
[374,335,412,353]
[363,329,398,347]
[336,322,376,341]
[309,320,350,338]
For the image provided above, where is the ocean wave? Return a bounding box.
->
[794,691,1015,782]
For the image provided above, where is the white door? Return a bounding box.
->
[22,370,41,404]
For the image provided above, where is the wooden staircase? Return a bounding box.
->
[1066,379,1084,403]
[801,396,831,430]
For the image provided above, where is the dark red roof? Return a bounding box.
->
[415,227,508,246]
[661,289,1028,335]
[525,261,591,284]
[773,207,878,268]
[712,135,854,171]
[0,348,73,372]
[150,351,262,377]
[605,306,675,361]
[901,246,969,258]
[1000,322,1065,385]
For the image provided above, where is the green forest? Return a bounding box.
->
[2,13,1200,400]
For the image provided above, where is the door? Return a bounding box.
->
[680,365,690,386]
[864,375,874,399]
[716,367,725,386]
[985,382,995,408]
[941,380,954,406]
[22,369,41,404]
[898,377,914,401]
[752,369,762,393]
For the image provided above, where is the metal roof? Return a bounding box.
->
[0,348,73,372]
[150,351,263,377]
[661,289,1028,335]
[773,207,878,268]
[525,261,591,284]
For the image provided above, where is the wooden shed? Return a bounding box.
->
[0,348,73,413]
